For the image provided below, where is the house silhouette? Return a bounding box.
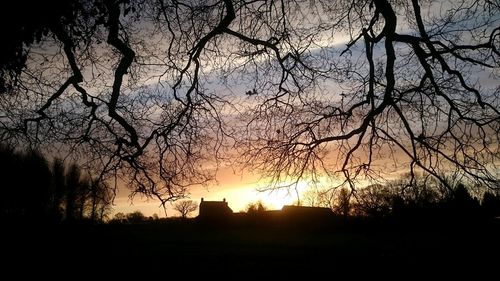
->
[198,198,233,219]
[198,198,334,225]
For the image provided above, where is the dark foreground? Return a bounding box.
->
[3,218,499,278]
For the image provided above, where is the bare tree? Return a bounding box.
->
[353,184,396,217]
[0,0,231,207]
[237,0,500,194]
[0,0,498,205]
[334,188,351,217]
[301,189,323,207]
[301,188,332,208]
[173,200,198,218]
[88,179,113,222]
[65,164,81,221]
[50,158,66,220]
[302,187,350,216]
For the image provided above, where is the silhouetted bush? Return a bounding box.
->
[126,211,147,223]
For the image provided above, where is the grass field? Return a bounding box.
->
[4,218,499,278]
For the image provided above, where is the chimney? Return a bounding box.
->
[223,198,226,202]
[201,197,204,202]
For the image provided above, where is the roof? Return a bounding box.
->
[200,201,230,207]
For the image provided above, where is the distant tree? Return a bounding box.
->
[353,184,396,217]
[97,202,112,222]
[333,188,351,217]
[50,158,66,220]
[65,164,81,221]
[448,184,480,217]
[302,189,318,207]
[88,180,113,223]
[76,176,90,220]
[20,149,52,219]
[389,173,443,205]
[350,175,488,219]
[62,165,107,221]
[0,144,21,218]
[174,200,198,218]
[482,192,500,218]
[126,211,146,223]
[246,200,267,214]
[0,143,112,222]
[88,180,99,221]
[302,189,331,208]
[301,188,352,216]
[390,195,407,218]
[452,184,475,203]
[112,212,126,223]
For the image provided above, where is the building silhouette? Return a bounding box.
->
[198,198,233,219]
[197,198,334,227]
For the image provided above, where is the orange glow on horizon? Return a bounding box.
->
[112,169,337,218]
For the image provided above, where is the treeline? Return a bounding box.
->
[0,145,112,223]
[303,175,500,220]
[109,211,159,224]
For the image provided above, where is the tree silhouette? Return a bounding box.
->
[0,144,111,222]
[353,184,397,217]
[334,188,351,217]
[245,200,267,214]
[17,149,52,220]
[88,180,113,222]
[301,188,331,208]
[174,200,198,218]
[239,0,500,193]
[0,0,497,203]
[0,0,80,93]
[0,144,21,219]
[111,212,126,224]
[64,164,112,222]
[126,211,146,223]
[448,184,480,218]
[482,192,500,218]
[65,164,81,221]
[50,158,66,221]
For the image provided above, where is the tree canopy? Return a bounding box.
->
[0,0,498,204]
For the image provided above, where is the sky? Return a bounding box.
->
[112,165,309,217]
[2,0,497,219]
[110,31,354,218]
[108,0,500,218]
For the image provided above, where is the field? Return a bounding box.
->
[4,218,499,278]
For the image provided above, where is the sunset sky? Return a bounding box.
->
[113,165,310,217]
[1,0,497,220]
[69,0,497,219]
[2,2,499,276]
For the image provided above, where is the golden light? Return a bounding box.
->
[111,168,341,217]
[256,180,310,210]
